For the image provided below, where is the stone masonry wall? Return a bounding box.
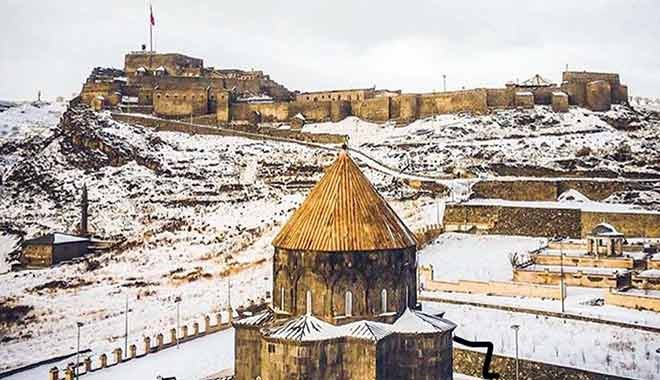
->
[443,204,582,238]
[418,89,489,117]
[453,348,630,380]
[472,179,654,202]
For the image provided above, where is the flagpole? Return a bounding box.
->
[149,2,153,52]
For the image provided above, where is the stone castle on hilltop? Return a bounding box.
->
[80,49,629,126]
[231,149,458,379]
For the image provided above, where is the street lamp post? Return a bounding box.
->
[511,324,520,380]
[560,238,566,313]
[76,322,83,380]
[443,74,447,92]
[174,296,182,349]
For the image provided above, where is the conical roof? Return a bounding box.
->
[272,150,417,252]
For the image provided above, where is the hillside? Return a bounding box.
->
[0,101,659,373]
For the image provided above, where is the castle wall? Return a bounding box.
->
[561,71,626,106]
[153,87,209,117]
[80,81,123,107]
[273,247,417,324]
[352,96,391,122]
[486,88,515,108]
[124,52,203,79]
[417,89,489,117]
[296,88,374,102]
[585,80,612,111]
[289,100,334,122]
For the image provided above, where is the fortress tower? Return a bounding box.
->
[271,149,418,324]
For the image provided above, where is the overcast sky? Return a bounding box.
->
[1,0,659,100]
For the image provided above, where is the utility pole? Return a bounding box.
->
[124,292,129,358]
[511,324,520,380]
[227,279,233,323]
[75,322,83,380]
[442,74,447,92]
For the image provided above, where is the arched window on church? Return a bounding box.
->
[306,290,312,315]
[280,287,286,311]
[345,291,353,317]
[381,289,388,314]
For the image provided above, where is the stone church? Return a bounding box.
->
[232,149,456,379]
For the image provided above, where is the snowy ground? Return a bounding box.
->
[1,101,659,377]
[424,301,660,380]
[303,105,660,179]
[418,233,546,282]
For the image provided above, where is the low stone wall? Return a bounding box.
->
[47,312,232,380]
[453,348,629,380]
[111,113,347,145]
[418,89,489,117]
[513,268,621,288]
[605,289,660,312]
[444,203,660,239]
[420,266,561,299]
[471,179,655,202]
[443,204,582,238]
[532,254,634,269]
[631,275,660,291]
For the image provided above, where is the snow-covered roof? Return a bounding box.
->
[341,320,393,341]
[233,308,274,327]
[391,308,456,334]
[266,314,342,342]
[136,67,147,72]
[516,91,534,96]
[558,189,590,203]
[293,113,306,121]
[24,233,89,246]
[155,66,166,72]
[552,91,568,97]
[264,309,455,343]
[121,96,139,104]
[591,223,623,237]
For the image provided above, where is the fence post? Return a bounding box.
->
[204,315,211,332]
[84,356,92,372]
[64,367,74,380]
[129,344,137,359]
[157,333,164,350]
[143,336,151,353]
[99,353,107,368]
[170,328,177,344]
[193,322,200,336]
[48,367,59,380]
[182,324,188,339]
[113,348,122,364]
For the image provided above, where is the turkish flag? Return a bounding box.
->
[150,5,155,26]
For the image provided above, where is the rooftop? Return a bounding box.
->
[272,150,417,252]
[23,233,89,246]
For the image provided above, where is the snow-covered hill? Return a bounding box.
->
[1,101,659,374]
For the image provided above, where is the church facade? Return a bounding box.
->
[233,150,456,380]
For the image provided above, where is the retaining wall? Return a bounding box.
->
[111,113,347,145]
[532,255,634,269]
[605,289,660,312]
[454,348,629,380]
[420,266,561,299]
[513,268,621,288]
